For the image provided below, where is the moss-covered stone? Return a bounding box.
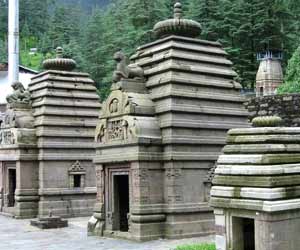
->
[252,116,282,127]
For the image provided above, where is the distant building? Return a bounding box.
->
[256,50,283,97]
[29,48,38,55]
[0,63,38,103]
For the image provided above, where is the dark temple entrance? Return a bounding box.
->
[8,169,16,207]
[113,175,129,232]
[232,217,255,250]
[243,218,255,250]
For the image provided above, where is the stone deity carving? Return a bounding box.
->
[1,81,34,129]
[112,51,144,83]
[6,81,31,104]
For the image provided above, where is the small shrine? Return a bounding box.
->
[0,81,37,218]
[211,116,300,250]
[256,49,283,96]
[88,3,248,241]
[0,47,101,218]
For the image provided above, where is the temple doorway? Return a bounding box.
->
[113,174,129,232]
[8,168,16,207]
[243,218,255,250]
[232,217,255,250]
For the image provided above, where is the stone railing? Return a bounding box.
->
[245,94,300,127]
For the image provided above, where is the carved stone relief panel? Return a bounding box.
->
[95,165,104,203]
[95,117,138,144]
[165,168,183,203]
[0,129,15,145]
[107,120,124,141]
[101,90,125,118]
[1,104,34,129]
[109,99,120,114]
[132,169,150,204]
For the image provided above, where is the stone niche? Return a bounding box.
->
[88,2,248,241]
[210,117,300,250]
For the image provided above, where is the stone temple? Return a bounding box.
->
[256,50,283,97]
[211,116,300,250]
[88,3,248,241]
[0,48,100,218]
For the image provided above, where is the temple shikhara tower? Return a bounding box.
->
[88,3,248,241]
[256,50,284,96]
[0,48,100,218]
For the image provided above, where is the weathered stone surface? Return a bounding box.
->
[0,82,38,218]
[90,3,248,241]
[245,94,300,127]
[30,216,68,229]
[27,61,100,217]
[0,51,101,219]
[255,51,283,96]
[211,125,300,250]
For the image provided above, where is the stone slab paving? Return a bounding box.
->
[0,215,214,250]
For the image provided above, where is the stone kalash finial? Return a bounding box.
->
[42,47,77,71]
[112,50,144,83]
[153,2,202,39]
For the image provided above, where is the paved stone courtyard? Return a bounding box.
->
[0,215,214,250]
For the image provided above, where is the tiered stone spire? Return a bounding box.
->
[28,48,100,217]
[90,2,248,241]
[131,2,249,240]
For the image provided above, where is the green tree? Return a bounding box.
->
[277,46,300,93]
[0,0,7,40]
[19,0,55,37]
[46,5,83,49]
[0,38,7,62]
[187,0,220,41]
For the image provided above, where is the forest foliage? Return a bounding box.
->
[277,46,300,94]
[1,0,300,98]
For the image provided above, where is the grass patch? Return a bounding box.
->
[175,243,216,250]
[20,51,43,71]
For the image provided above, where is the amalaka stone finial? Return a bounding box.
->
[252,115,283,127]
[43,46,76,71]
[153,2,202,39]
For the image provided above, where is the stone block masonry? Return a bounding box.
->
[245,94,300,126]
[211,118,300,250]
[89,2,249,241]
[0,47,101,219]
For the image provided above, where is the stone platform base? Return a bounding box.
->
[30,216,68,229]
[214,208,300,250]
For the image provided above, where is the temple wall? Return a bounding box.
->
[245,94,300,126]
[28,70,100,218]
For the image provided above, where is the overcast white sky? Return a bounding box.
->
[0,72,32,103]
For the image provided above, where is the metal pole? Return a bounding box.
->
[8,0,19,84]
